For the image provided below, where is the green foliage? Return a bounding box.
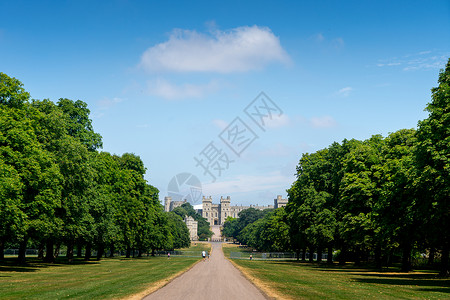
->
[0,73,187,263]
[0,73,30,107]
[415,59,450,276]
[285,60,450,274]
[172,202,213,241]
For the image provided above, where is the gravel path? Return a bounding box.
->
[142,242,267,300]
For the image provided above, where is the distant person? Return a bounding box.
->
[250,254,253,260]
[202,250,206,261]
[167,252,170,259]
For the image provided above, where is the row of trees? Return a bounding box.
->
[171,202,213,240]
[0,73,190,263]
[222,207,289,252]
[223,59,450,276]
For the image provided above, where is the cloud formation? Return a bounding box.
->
[377,51,449,71]
[265,114,290,129]
[140,25,290,73]
[335,86,353,97]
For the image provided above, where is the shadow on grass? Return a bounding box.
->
[418,287,450,294]
[0,257,100,272]
[352,276,450,291]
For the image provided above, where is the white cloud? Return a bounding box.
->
[265,114,290,129]
[310,115,337,128]
[147,78,219,100]
[335,86,353,97]
[203,171,291,195]
[140,25,290,73]
[377,51,449,71]
[212,119,228,130]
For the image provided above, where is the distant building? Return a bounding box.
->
[184,216,198,241]
[164,195,288,226]
[164,196,186,212]
[274,195,288,209]
[201,196,274,226]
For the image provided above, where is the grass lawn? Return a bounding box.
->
[0,243,210,300]
[222,243,450,299]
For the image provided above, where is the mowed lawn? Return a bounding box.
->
[0,243,210,300]
[222,243,450,299]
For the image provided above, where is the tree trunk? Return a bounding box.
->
[327,245,333,264]
[84,243,91,261]
[355,249,361,266]
[18,238,27,264]
[296,249,300,261]
[439,243,449,277]
[375,244,382,269]
[401,244,412,272]
[301,246,306,261]
[67,240,74,262]
[151,249,155,257]
[96,244,104,261]
[109,244,115,258]
[77,242,83,257]
[44,240,54,263]
[0,238,4,260]
[339,246,346,265]
[37,242,45,260]
[54,243,61,259]
[317,247,323,263]
[126,245,131,258]
[427,248,435,266]
[137,249,143,258]
[308,245,315,262]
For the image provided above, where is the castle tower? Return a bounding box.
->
[202,196,213,225]
[274,195,288,209]
[164,196,172,212]
[220,196,231,225]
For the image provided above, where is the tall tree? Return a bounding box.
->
[415,59,450,276]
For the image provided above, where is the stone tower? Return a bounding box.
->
[274,195,288,208]
[220,196,231,224]
[164,196,171,212]
[202,196,213,225]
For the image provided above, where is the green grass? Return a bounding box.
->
[0,243,210,299]
[223,244,450,299]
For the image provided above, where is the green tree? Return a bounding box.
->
[0,73,30,108]
[415,59,450,276]
[166,212,190,249]
[57,98,102,151]
[0,160,25,259]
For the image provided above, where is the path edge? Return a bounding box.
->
[224,246,292,300]
[122,256,204,300]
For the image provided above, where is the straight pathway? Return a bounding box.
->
[142,242,267,300]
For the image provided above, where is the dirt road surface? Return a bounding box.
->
[142,242,267,300]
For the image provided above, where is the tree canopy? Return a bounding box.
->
[0,72,189,263]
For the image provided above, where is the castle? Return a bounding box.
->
[164,195,288,226]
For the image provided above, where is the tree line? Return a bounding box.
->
[223,59,450,276]
[0,72,191,263]
[171,202,213,240]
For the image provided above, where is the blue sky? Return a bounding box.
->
[1,0,449,206]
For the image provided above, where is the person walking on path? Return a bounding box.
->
[202,250,206,261]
